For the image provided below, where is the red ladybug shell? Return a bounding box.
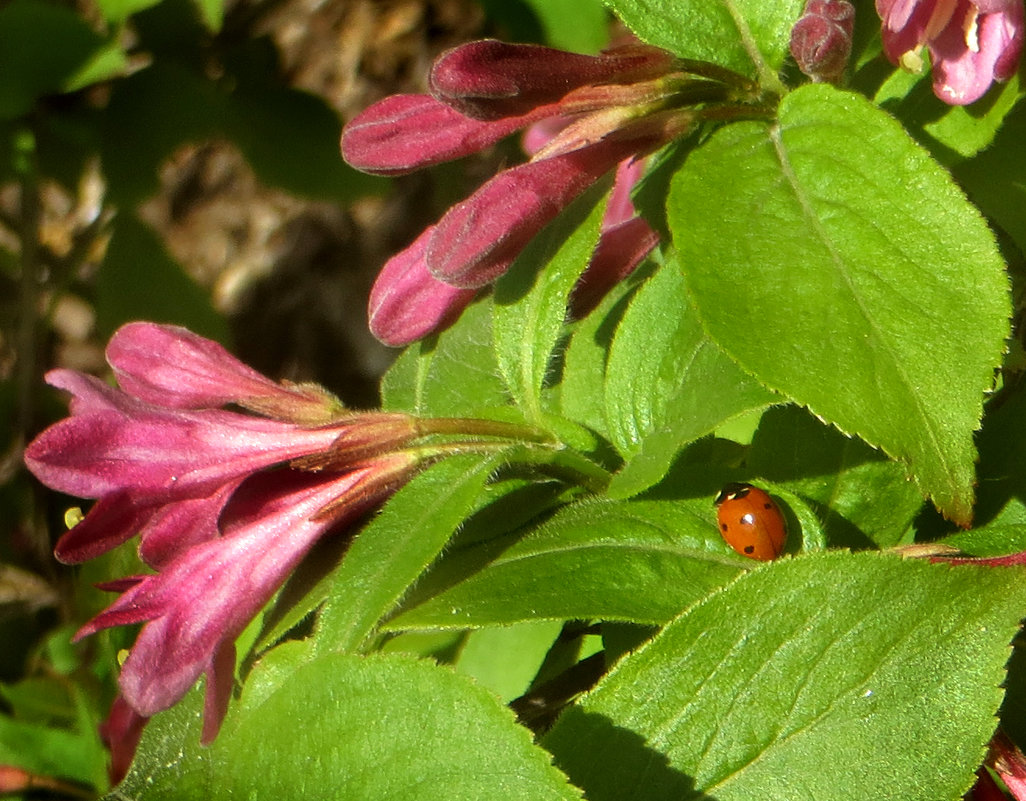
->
[714,482,787,561]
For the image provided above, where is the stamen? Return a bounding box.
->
[964,7,980,52]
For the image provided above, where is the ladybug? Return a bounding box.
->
[714,482,787,561]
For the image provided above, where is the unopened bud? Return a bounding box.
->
[790,0,855,83]
[429,39,675,120]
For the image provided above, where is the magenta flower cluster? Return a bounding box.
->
[25,323,425,757]
[342,39,696,345]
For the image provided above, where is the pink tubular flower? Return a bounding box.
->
[78,461,416,744]
[24,322,427,745]
[876,0,1024,104]
[343,38,727,345]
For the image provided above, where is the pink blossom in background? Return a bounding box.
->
[24,323,426,760]
[876,0,1024,104]
[343,38,714,345]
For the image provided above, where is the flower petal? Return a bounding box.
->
[113,468,383,716]
[26,375,340,500]
[570,216,658,319]
[929,0,1022,102]
[108,323,342,423]
[53,493,156,564]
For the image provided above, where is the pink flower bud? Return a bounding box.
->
[429,39,675,120]
[791,0,855,82]
[571,217,658,319]
[368,226,477,346]
[341,94,534,176]
[427,130,665,288]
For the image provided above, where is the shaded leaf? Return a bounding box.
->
[545,551,1026,801]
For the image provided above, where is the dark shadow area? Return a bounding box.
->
[542,707,718,801]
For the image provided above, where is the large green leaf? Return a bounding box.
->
[669,84,1009,524]
[112,651,581,800]
[601,0,804,84]
[604,259,776,497]
[313,454,502,654]
[544,551,1026,801]
[387,497,745,629]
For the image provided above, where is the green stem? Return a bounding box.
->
[417,416,556,444]
[672,58,759,93]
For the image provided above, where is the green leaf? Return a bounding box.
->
[96,214,229,342]
[100,63,222,205]
[116,651,581,800]
[604,259,776,498]
[455,620,565,703]
[313,454,502,654]
[748,405,924,549]
[951,384,1026,547]
[0,0,107,119]
[544,551,1026,801]
[387,497,745,629]
[94,0,164,23]
[493,187,607,423]
[230,654,582,800]
[0,714,107,787]
[876,67,1022,161]
[558,269,639,441]
[381,299,511,416]
[521,0,609,52]
[669,84,1009,525]
[601,0,804,84]
[65,41,129,91]
[191,0,224,31]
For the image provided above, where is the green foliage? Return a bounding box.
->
[494,186,608,423]
[520,0,609,52]
[112,652,581,800]
[313,454,506,654]
[0,0,109,119]
[544,553,1026,801]
[11,0,1026,798]
[669,84,1009,524]
[603,258,777,497]
[96,213,229,342]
